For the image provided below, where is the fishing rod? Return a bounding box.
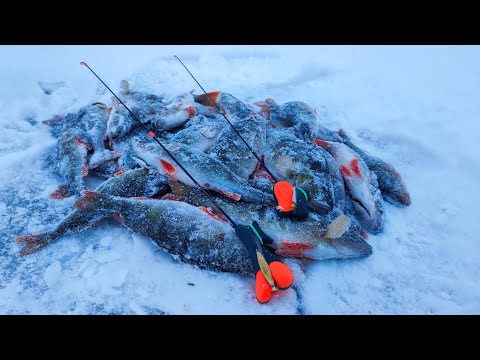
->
[174,55,310,221]
[80,61,293,303]
[80,61,235,226]
[174,55,277,182]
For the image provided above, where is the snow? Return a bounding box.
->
[1,45,479,314]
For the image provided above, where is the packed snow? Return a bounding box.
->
[0,45,479,314]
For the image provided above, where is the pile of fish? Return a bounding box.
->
[16,81,411,275]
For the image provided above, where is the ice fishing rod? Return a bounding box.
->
[80,61,294,303]
[80,61,236,227]
[174,55,278,182]
[174,55,310,221]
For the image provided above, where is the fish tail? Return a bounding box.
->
[16,232,55,256]
[88,150,122,170]
[74,190,116,211]
[193,91,221,107]
[49,184,73,200]
[42,115,64,126]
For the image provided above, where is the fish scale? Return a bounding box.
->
[55,129,89,197]
[256,99,342,142]
[74,193,253,274]
[166,113,224,153]
[132,136,274,205]
[339,130,411,207]
[19,59,412,305]
[207,93,266,179]
[16,167,170,255]
[163,180,371,260]
[314,138,384,233]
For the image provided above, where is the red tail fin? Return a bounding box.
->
[42,115,63,126]
[199,206,228,222]
[313,138,329,148]
[16,233,53,256]
[49,185,72,200]
[193,91,221,107]
[74,190,103,210]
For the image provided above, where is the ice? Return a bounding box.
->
[0,45,479,314]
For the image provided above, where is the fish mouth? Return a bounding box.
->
[335,235,373,258]
[384,192,411,207]
[400,192,411,206]
[351,197,383,234]
[328,219,373,258]
[352,196,370,217]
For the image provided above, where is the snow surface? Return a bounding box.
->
[1,45,479,314]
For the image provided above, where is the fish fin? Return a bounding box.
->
[49,185,72,200]
[254,98,276,106]
[250,168,275,183]
[74,190,111,211]
[340,164,352,177]
[161,193,182,201]
[114,168,127,177]
[312,138,329,148]
[16,232,53,256]
[42,115,63,126]
[113,213,124,223]
[215,188,241,201]
[323,214,351,239]
[75,138,93,151]
[193,92,221,107]
[131,197,156,200]
[350,159,362,178]
[166,178,193,199]
[253,100,274,119]
[89,150,122,169]
[198,206,228,222]
[253,101,269,107]
[265,98,276,105]
[131,156,150,169]
[112,96,119,112]
[276,241,315,258]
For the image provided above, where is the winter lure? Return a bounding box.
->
[80,61,293,304]
[174,56,310,221]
